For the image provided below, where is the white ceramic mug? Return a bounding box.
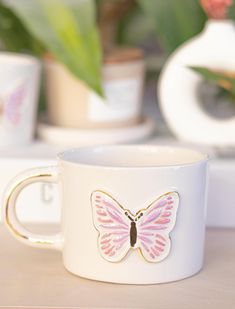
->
[3,145,209,284]
[0,52,40,146]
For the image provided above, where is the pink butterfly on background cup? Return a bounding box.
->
[4,82,26,126]
[92,190,179,263]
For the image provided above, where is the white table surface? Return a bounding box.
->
[1,225,235,309]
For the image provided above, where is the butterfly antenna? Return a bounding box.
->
[125,211,134,222]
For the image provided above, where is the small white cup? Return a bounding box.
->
[3,145,209,284]
[0,52,40,146]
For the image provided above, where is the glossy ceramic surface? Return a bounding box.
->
[3,145,209,284]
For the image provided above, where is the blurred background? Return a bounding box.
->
[1,0,235,145]
[0,0,210,143]
[0,0,235,227]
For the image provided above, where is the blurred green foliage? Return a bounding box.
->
[136,0,207,53]
[190,66,235,100]
[228,2,235,19]
[2,0,103,96]
[0,1,44,54]
[1,0,235,96]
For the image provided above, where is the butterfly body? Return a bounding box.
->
[125,211,143,248]
[92,191,179,263]
[130,221,137,247]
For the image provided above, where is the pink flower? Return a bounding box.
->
[200,0,233,19]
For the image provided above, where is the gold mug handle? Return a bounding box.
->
[3,166,62,250]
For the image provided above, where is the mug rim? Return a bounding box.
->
[57,145,209,169]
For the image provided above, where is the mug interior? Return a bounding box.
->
[58,145,207,168]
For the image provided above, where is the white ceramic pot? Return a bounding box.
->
[0,52,41,147]
[44,48,145,129]
[158,20,235,146]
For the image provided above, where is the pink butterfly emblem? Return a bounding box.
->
[91,191,179,263]
[4,82,26,126]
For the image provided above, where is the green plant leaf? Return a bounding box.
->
[3,0,103,96]
[137,0,206,53]
[190,66,235,97]
[0,1,44,54]
[228,2,235,19]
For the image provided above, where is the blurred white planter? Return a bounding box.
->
[0,53,41,147]
[44,48,145,129]
[159,20,235,146]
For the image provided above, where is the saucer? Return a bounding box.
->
[37,117,156,147]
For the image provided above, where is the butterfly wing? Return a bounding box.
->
[91,191,131,262]
[137,192,179,262]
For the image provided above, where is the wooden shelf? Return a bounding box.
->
[1,225,235,308]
